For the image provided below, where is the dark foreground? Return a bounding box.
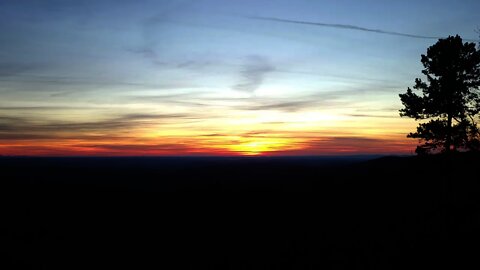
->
[2,154,480,269]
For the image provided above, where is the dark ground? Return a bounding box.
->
[2,153,480,269]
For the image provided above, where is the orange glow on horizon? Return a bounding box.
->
[0,132,417,156]
[0,106,419,156]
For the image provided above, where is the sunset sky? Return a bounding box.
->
[1,0,479,156]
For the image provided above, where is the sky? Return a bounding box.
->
[0,0,479,156]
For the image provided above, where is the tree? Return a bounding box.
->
[399,35,480,154]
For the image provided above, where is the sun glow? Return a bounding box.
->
[227,137,298,155]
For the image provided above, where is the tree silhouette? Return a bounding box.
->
[399,35,480,154]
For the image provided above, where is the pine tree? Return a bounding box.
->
[399,35,480,154]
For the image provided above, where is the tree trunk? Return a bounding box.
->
[445,113,452,153]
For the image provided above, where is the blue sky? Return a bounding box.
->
[0,0,479,155]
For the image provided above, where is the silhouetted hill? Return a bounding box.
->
[2,154,479,269]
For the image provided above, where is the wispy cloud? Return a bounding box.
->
[0,142,230,156]
[0,113,195,140]
[346,113,398,119]
[267,136,414,155]
[0,74,200,97]
[0,62,37,77]
[245,16,478,42]
[0,105,97,111]
[231,85,395,112]
[132,1,197,68]
[233,55,275,93]
[239,99,321,112]
[126,47,166,66]
[73,143,196,153]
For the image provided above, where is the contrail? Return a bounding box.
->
[246,15,477,42]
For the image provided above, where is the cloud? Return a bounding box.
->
[74,143,195,152]
[233,55,275,93]
[159,83,397,113]
[127,46,220,71]
[0,74,173,87]
[0,62,37,77]
[347,113,398,118]
[241,99,320,112]
[0,142,225,156]
[175,60,217,70]
[231,88,365,112]
[199,133,226,137]
[131,1,198,68]
[0,113,195,140]
[245,16,478,42]
[267,136,414,155]
[40,113,192,131]
[0,74,200,96]
[0,106,91,111]
[126,47,166,66]
[128,92,217,109]
[126,47,158,59]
